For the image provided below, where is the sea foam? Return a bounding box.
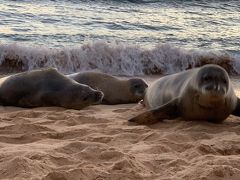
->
[0,41,238,75]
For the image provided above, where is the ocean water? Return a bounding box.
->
[0,0,239,75]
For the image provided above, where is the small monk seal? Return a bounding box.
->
[129,64,240,124]
[67,71,148,104]
[0,68,104,109]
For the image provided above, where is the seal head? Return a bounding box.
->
[59,84,104,109]
[195,65,229,109]
[129,78,148,101]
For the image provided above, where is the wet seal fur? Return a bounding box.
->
[129,64,240,124]
[67,71,148,104]
[0,68,104,109]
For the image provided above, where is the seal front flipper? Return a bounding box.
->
[231,98,240,117]
[128,98,180,125]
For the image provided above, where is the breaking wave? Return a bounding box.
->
[0,41,239,76]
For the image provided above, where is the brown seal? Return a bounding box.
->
[67,71,148,104]
[0,68,103,109]
[129,64,240,124]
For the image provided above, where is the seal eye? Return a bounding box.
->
[134,84,141,89]
[203,75,211,82]
[83,95,90,101]
[222,78,227,84]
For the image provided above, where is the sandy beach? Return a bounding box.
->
[0,0,239,179]
[0,76,239,180]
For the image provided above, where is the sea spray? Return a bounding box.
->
[0,41,238,75]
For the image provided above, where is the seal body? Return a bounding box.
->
[67,71,148,104]
[0,68,104,109]
[129,64,240,124]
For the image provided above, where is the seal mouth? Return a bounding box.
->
[198,103,218,110]
[197,95,226,109]
[134,91,145,98]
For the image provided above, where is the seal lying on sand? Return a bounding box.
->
[129,64,240,124]
[67,71,148,104]
[0,68,104,109]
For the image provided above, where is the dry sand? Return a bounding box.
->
[0,76,240,180]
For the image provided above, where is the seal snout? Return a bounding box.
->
[94,90,104,103]
[204,83,226,96]
[81,89,103,105]
[199,67,229,97]
[129,78,148,98]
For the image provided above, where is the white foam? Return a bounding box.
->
[0,41,238,75]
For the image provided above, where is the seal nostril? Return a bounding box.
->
[213,85,217,91]
[206,85,213,91]
[213,84,221,91]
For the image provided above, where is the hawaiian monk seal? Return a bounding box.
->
[67,71,148,105]
[0,68,104,109]
[129,64,240,124]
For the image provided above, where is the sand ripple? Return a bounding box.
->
[0,105,240,179]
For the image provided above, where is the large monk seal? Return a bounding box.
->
[0,68,104,109]
[67,71,148,104]
[129,64,240,124]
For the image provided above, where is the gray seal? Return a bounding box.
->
[67,71,148,104]
[0,68,104,109]
[129,64,240,124]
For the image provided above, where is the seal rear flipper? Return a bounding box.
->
[128,98,180,125]
[231,98,240,117]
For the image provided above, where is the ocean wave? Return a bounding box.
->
[0,41,239,76]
